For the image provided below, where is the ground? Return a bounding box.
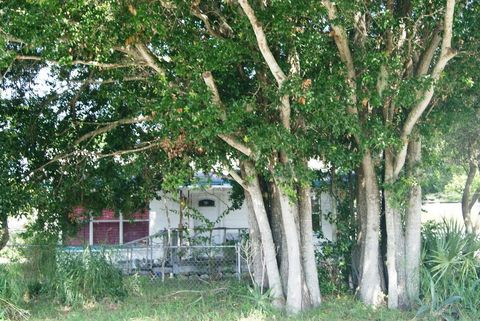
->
[20,279,447,321]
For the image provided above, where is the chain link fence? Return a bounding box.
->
[1,242,247,285]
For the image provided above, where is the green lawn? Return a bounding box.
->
[20,279,437,321]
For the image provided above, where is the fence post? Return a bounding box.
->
[236,243,241,281]
[162,245,166,283]
[129,247,132,274]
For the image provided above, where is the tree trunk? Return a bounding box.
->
[298,185,322,307]
[270,182,289,293]
[384,150,399,309]
[329,167,338,242]
[0,215,9,251]
[462,160,477,234]
[352,165,366,290]
[404,137,422,306]
[394,210,407,308]
[276,182,303,314]
[243,161,285,307]
[355,156,386,302]
[243,181,267,288]
[357,151,384,306]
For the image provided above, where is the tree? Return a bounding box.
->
[1,0,478,312]
[0,64,167,243]
[318,0,478,309]
[424,48,480,234]
[1,0,347,313]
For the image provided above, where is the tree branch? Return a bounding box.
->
[134,44,166,76]
[416,27,442,76]
[322,0,358,114]
[191,0,225,38]
[33,138,162,174]
[218,134,252,157]
[32,150,78,174]
[74,115,154,145]
[238,0,292,130]
[201,70,252,157]
[393,0,456,177]
[202,71,226,121]
[228,169,248,190]
[463,160,477,212]
[238,0,287,87]
[96,140,162,159]
[69,78,91,119]
[15,55,140,69]
[86,76,150,84]
[0,28,26,44]
[469,187,480,211]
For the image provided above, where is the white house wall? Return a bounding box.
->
[319,192,336,242]
[149,188,337,243]
[149,192,182,235]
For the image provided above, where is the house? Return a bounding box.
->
[67,174,338,247]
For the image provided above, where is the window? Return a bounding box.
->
[198,199,215,207]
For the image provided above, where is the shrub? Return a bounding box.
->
[419,220,480,318]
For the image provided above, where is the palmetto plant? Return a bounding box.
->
[419,220,480,317]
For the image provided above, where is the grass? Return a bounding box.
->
[18,278,433,321]
[2,236,479,321]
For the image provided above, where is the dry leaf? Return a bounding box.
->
[128,4,137,16]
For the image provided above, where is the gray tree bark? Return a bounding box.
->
[394,210,407,308]
[0,215,9,251]
[276,183,303,314]
[352,166,367,289]
[384,149,399,308]
[243,161,285,307]
[404,137,422,306]
[298,186,322,307]
[384,148,408,308]
[357,151,384,307]
[270,182,289,293]
[462,160,479,234]
[243,174,267,288]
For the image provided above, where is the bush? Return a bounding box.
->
[316,245,350,295]
[419,220,480,318]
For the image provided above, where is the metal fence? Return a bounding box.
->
[0,243,246,283]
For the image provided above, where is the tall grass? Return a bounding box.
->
[0,263,26,304]
[419,220,480,317]
[52,247,127,305]
[0,245,133,312]
[0,297,30,321]
[0,263,31,320]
